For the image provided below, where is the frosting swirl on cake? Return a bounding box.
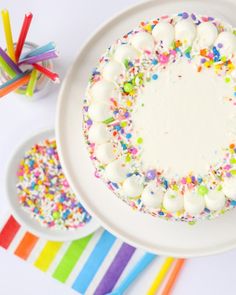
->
[83,13,236,223]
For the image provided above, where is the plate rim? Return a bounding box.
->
[5,128,100,241]
[56,0,236,255]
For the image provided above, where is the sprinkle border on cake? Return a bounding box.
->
[83,12,236,223]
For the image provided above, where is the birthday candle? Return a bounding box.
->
[19,50,59,65]
[1,9,15,61]
[161,259,185,295]
[22,41,56,58]
[0,10,59,98]
[0,47,22,74]
[0,71,31,97]
[0,55,17,78]
[15,12,33,62]
[32,63,59,82]
[147,257,175,295]
[26,69,38,96]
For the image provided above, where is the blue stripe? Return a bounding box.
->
[72,230,116,294]
[109,253,156,294]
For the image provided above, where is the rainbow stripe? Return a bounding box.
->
[0,215,20,249]
[0,215,185,294]
[14,232,38,260]
[53,235,93,283]
[0,215,157,293]
[72,231,116,293]
[94,243,136,294]
[34,241,63,272]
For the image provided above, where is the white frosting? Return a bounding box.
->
[114,44,139,63]
[141,183,164,208]
[205,190,226,211]
[175,19,196,46]
[215,31,236,56]
[122,175,144,198]
[85,15,236,220]
[231,70,236,79]
[88,102,112,122]
[195,22,218,47]
[102,61,124,81]
[228,114,236,135]
[88,123,110,144]
[105,159,128,183]
[184,192,205,216]
[163,190,184,212]
[130,31,155,52]
[95,143,116,164]
[133,59,235,176]
[222,177,236,200]
[90,80,118,103]
[152,22,175,50]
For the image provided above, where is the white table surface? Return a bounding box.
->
[0,0,236,294]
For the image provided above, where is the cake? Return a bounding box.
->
[83,12,236,223]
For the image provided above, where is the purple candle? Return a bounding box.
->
[19,50,59,65]
[0,47,23,74]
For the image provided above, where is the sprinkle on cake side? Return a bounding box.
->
[83,13,236,223]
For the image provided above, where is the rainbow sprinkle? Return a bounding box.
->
[17,139,91,229]
[83,13,236,222]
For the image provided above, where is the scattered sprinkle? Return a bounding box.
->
[17,139,91,230]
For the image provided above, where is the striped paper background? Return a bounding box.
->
[0,215,152,294]
[0,214,182,294]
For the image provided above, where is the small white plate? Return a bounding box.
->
[5,129,100,241]
[56,0,236,256]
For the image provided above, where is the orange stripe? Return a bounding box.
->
[14,232,38,260]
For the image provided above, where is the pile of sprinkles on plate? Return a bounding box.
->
[17,139,91,230]
[83,13,236,223]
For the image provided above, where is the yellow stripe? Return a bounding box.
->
[34,241,63,272]
[146,257,175,295]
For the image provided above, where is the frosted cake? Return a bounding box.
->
[83,13,236,223]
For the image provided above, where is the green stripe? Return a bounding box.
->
[52,234,93,283]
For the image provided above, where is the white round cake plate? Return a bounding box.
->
[56,0,236,256]
[5,129,100,241]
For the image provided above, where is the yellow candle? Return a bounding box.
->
[147,257,175,295]
[1,9,15,61]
